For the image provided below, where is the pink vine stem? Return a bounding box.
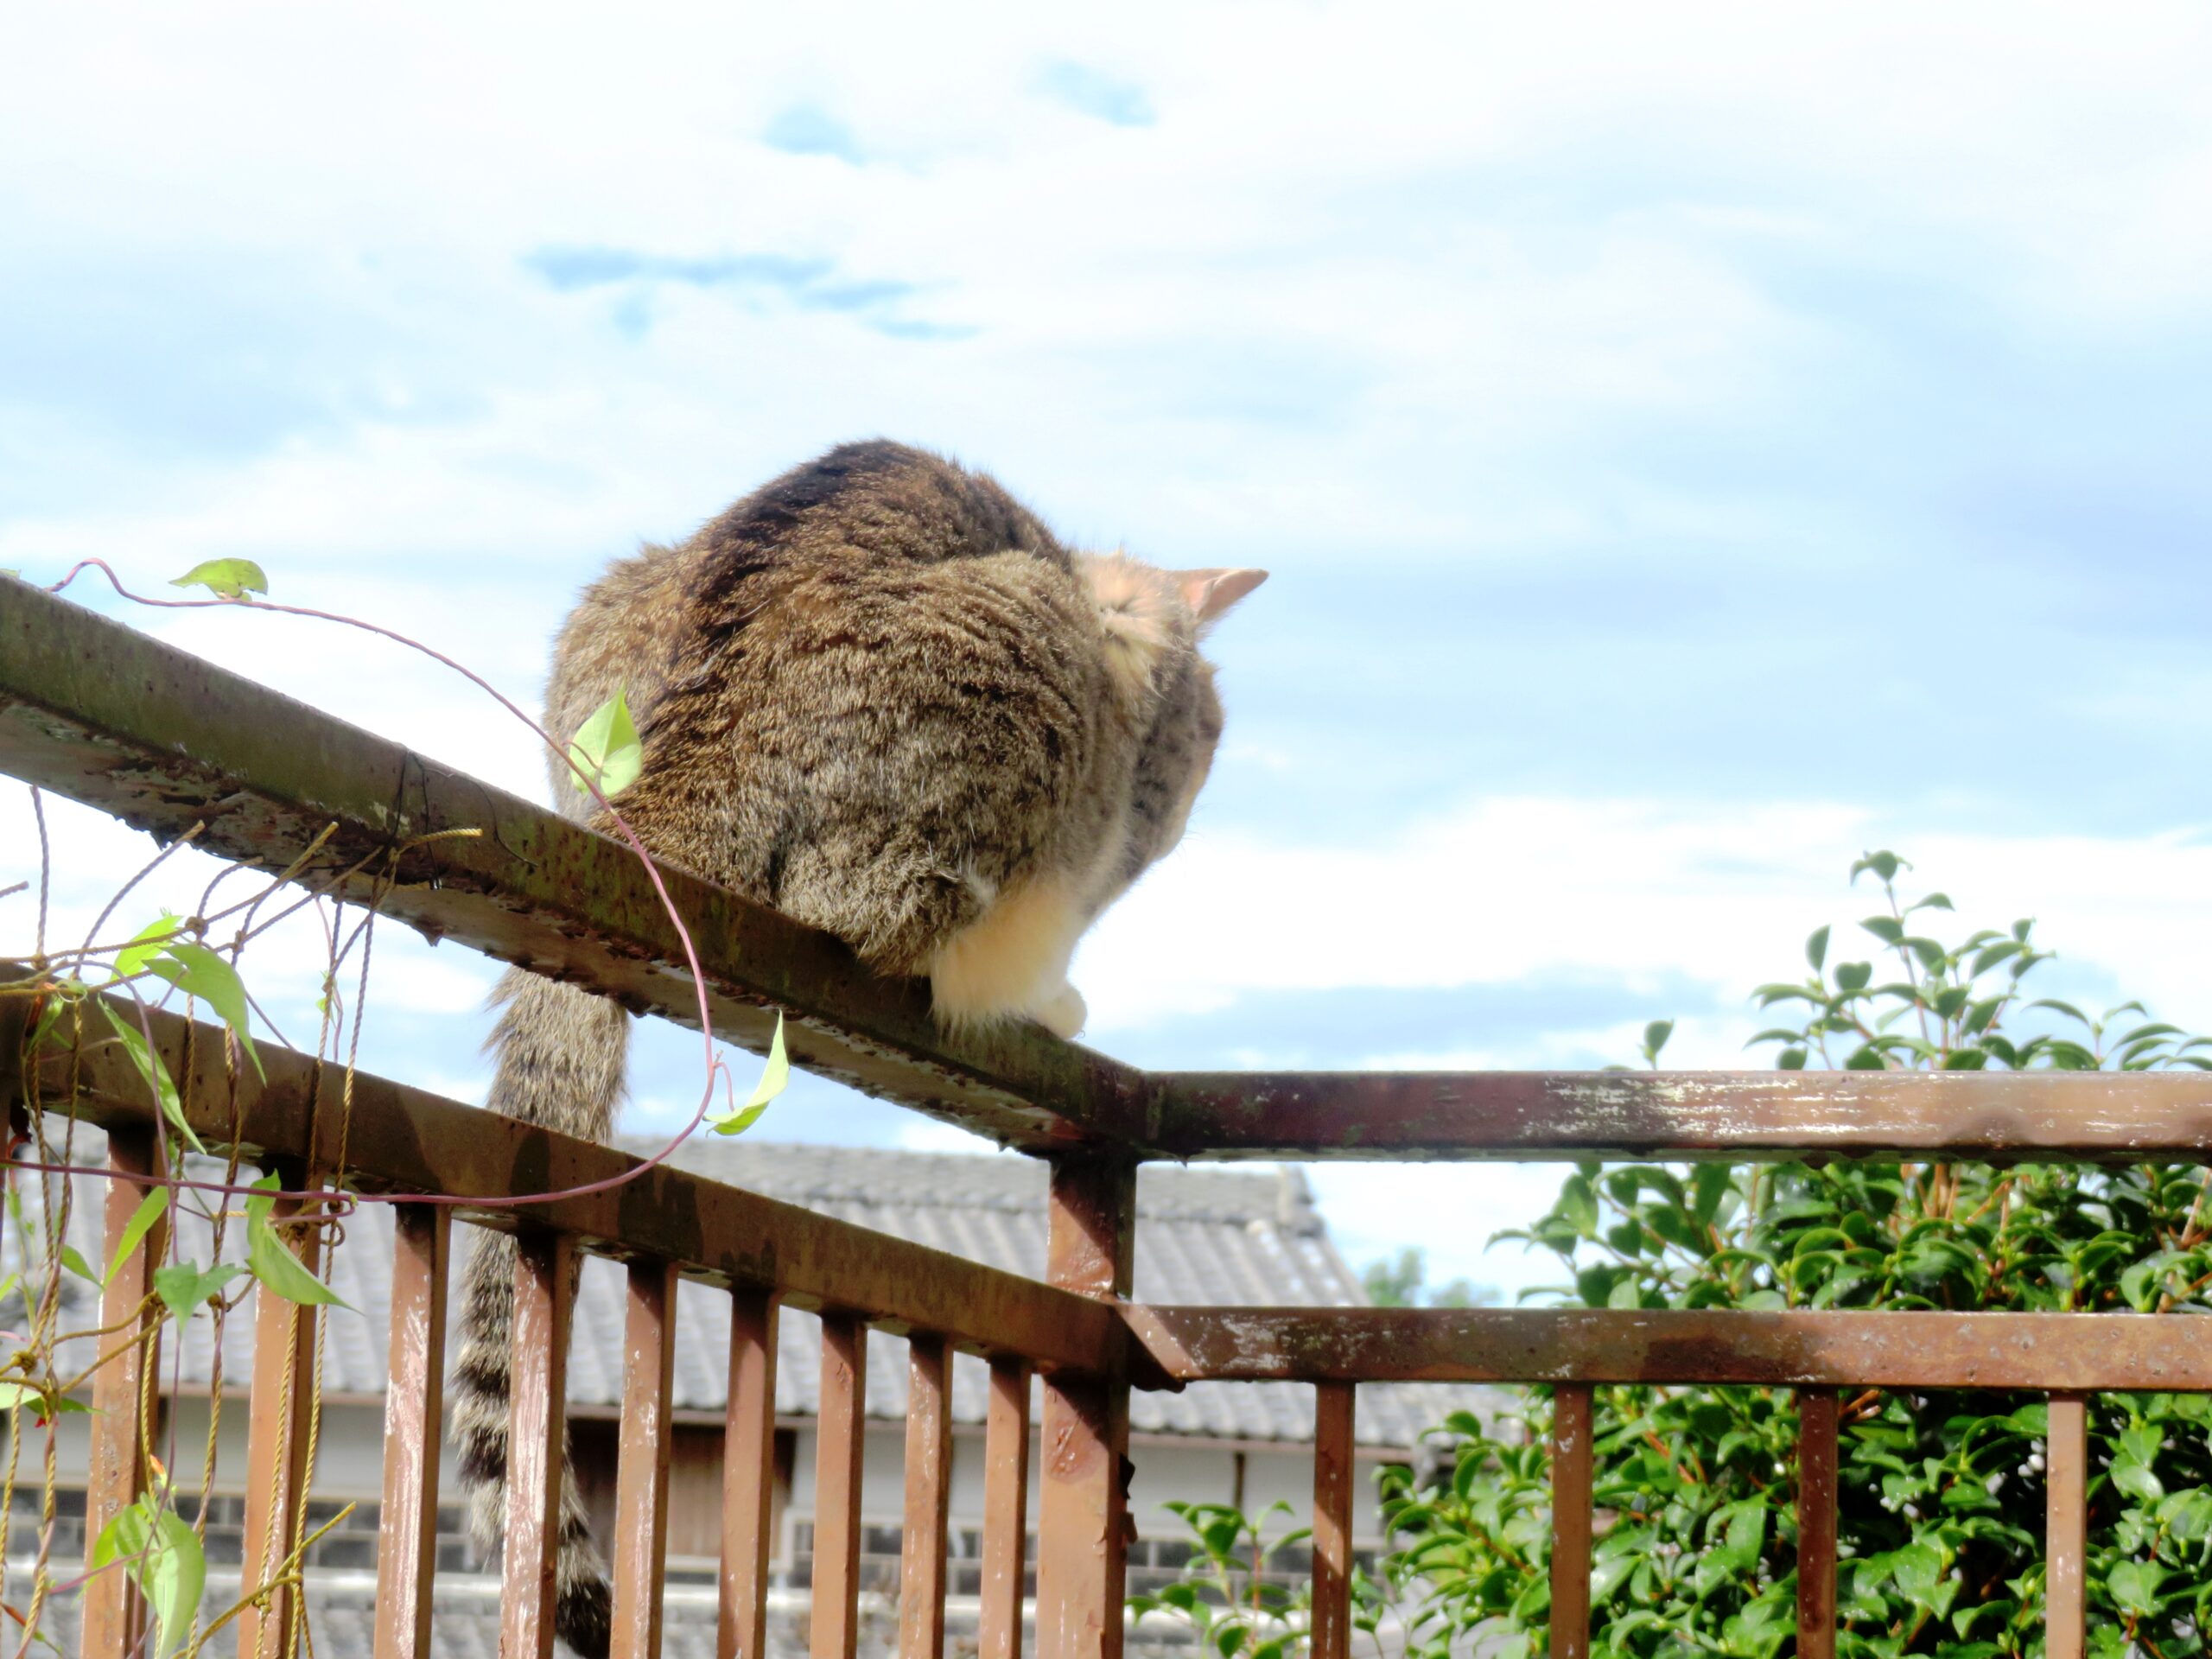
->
[14,559,762,1214]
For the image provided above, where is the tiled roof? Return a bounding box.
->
[13,1131,1494,1448]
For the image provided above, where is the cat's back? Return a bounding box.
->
[548,442,1097,781]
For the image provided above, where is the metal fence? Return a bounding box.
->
[6,576,2210,1659]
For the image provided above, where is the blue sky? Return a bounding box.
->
[8,4,2212,1295]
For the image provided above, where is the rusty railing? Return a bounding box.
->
[6,576,2210,1659]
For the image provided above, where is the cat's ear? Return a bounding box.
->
[1174,568,1268,627]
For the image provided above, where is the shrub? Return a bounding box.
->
[1380,854,2212,1658]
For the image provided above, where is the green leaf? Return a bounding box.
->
[566,687,644,799]
[145,943,262,1079]
[1851,850,1904,884]
[168,557,268,601]
[1640,1020,1673,1063]
[105,1187,169,1288]
[1834,962,1872,994]
[1970,940,2022,977]
[2108,1559,2164,1617]
[709,1014,791,1136]
[2112,1459,2164,1503]
[1890,1540,1942,1607]
[97,1002,206,1154]
[92,1498,206,1656]
[59,1244,99,1285]
[152,1261,247,1319]
[115,912,188,977]
[1559,1175,1599,1240]
[0,1379,86,1416]
[1860,915,1905,945]
[244,1175,347,1308]
[1805,925,1830,972]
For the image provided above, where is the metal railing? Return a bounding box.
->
[6,575,2211,1659]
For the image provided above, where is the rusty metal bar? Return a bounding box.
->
[1310,1382,1357,1659]
[1125,1306,2212,1389]
[900,1335,956,1659]
[1036,1157,1136,1659]
[238,1169,324,1659]
[2046,1393,2088,1659]
[372,1203,452,1659]
[0,577,1147,1153]
[613,1259,681,1659]
[81,1122,168,1659]
[1144,1068,2212,1161]
[10,980,1121,1376]
[811,1313,868,1659]
[1795,1389,1838,1658]
[502,1230,577,1659]
[20,584,2212,1167]
[979,1357,1033,1659]
[1548,1383,1592,1659]
[718,1287,781,1659]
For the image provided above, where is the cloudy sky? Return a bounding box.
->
[7,3,2212,1297]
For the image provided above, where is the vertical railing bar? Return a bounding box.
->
[1035,1156,1137,1659]
[238,1163,326,1659]
[372,1204,452,1659]
[900,1334,956,1659]
[811,1312,869,1659]
[1310,1381,1357,1659]
[612,1259,681,1659]
[501,1229,577,1659]
[81,1124,168,1659]
[979,1357,1033,1659]
[718,1287,781,1659]
[2047,1391,2088,1659]
[1795,1387,1840,1659]
[1548,1382,1594,1659]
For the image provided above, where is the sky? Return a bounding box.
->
[7,3,2212,1300]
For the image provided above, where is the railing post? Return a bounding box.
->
[900,1334,956,1659]
[1035,1155,1136,1659]
[2047,1392,2088,1659]
[1310,1382,1357,1659]
[612,1259,681,1659]
[979,1357,1033,1659]
[239,1163,327,1659]
[1548,1383,1593,1659]
[811,1312,870,1659]
[373,1203,452,1659]
[1796,1388,1839,1659]
[502,1229,578,1659]
[81,1123,168,1659]
[718,1287,781,1659]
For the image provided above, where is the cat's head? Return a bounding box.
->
[1082,553,1267,893]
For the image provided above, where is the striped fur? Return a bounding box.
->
[451,442,1261,1656]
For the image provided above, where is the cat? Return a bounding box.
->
[449,439,1263,1656]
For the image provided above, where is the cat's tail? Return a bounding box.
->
[450,967,630,1659]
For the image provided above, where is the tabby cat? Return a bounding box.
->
[450,440,1262,1655]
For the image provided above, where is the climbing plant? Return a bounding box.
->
[1,560,784,1655]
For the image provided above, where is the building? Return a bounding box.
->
[3,1136,1499,1654]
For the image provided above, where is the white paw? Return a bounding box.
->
[1034,983,1088,1040]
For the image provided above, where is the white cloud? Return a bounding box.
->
[1077,794,2212,1047]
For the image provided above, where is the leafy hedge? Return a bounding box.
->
[1378,855,2212,1659]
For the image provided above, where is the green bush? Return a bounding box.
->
[1379,854,2212,1659]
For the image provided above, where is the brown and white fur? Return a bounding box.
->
[449,441,1262,1656]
